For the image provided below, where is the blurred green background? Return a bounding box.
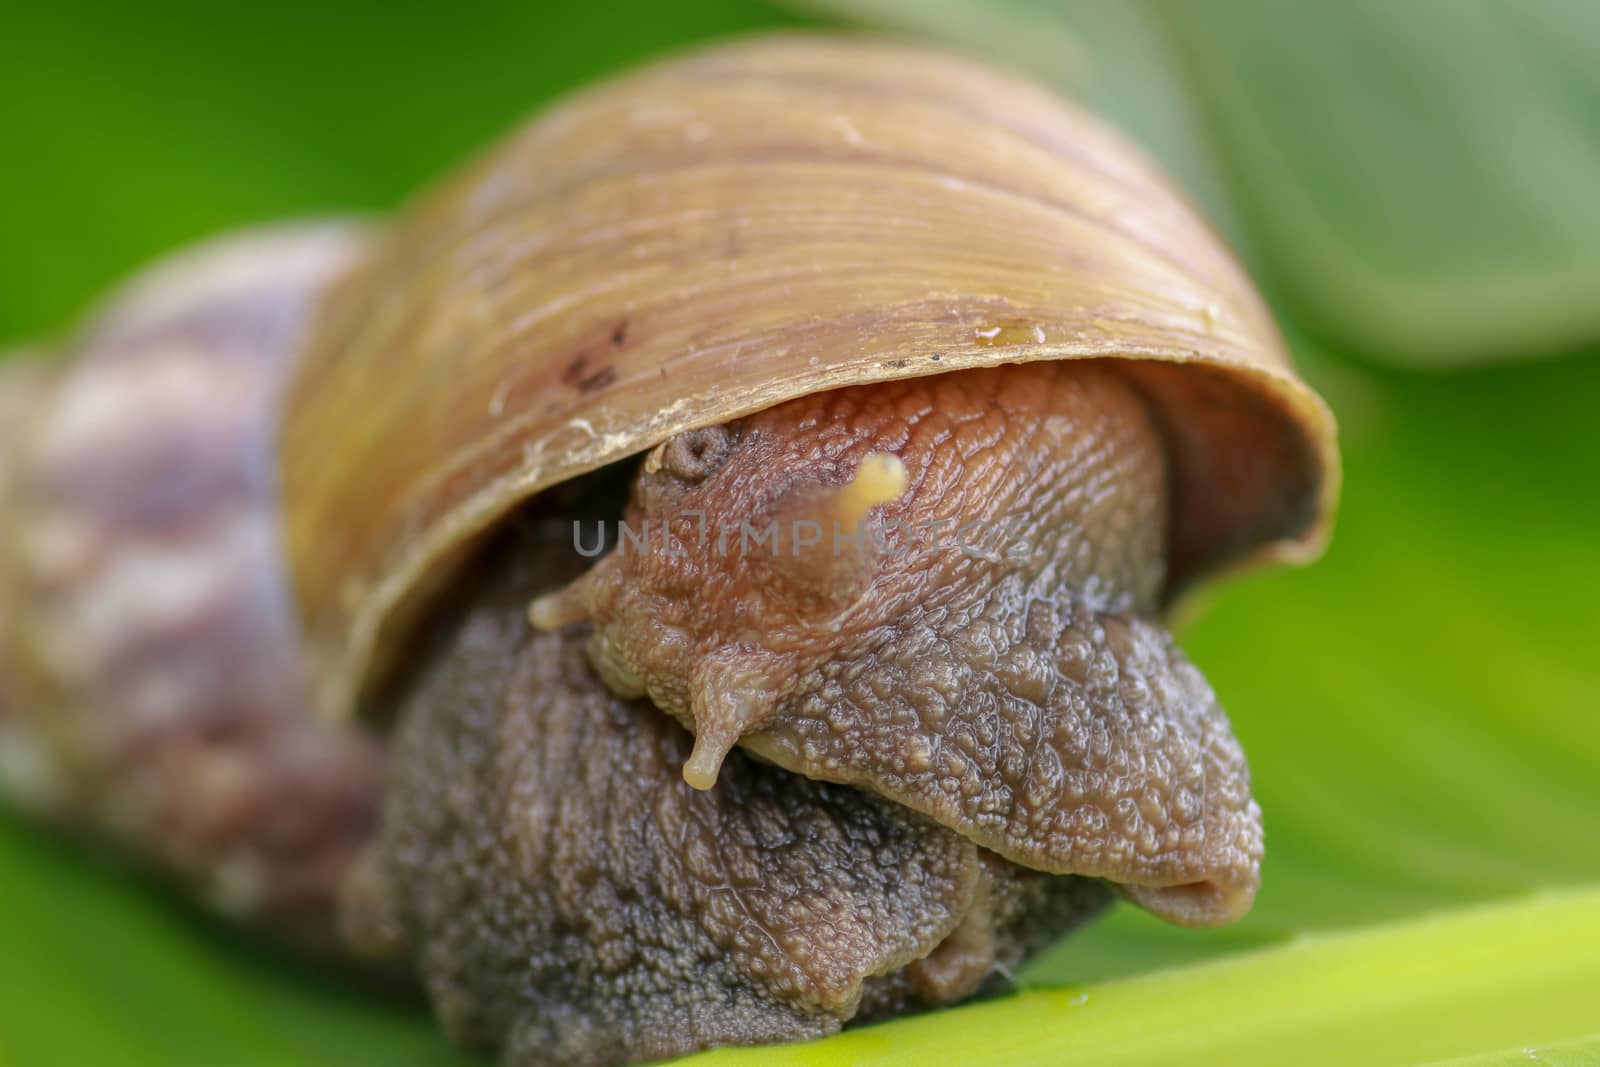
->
[2,1,1597,1065]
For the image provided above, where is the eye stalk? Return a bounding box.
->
[825,452,907,531]
[756,451,909,616]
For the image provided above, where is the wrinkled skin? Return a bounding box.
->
[348,527,1110,1067]
[537,363,1263,925]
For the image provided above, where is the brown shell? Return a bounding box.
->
[280,34,1339,721]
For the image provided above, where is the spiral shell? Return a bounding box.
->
[273,34,1337,719]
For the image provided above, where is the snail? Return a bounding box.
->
[0,33,1338,1067]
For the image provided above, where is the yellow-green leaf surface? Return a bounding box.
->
[690,890,1600,1066]
[2,2,1597,1066]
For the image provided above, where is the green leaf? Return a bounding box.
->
[685,890,1600,1066]
[792,0,1600,365]
[1421,1034,1600,1067]
[3,2,1599,1065]
[1152,0,1600,364]
[0,0,817,344]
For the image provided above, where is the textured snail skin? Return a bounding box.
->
[545,362,1263,926]
[346,528,1110,1067]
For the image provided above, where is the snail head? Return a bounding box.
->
[532,362,1263,927]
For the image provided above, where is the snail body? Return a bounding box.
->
[349,522,1113,1064]
[0,35,1336,1067]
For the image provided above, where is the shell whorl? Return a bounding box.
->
[0,224,386,938]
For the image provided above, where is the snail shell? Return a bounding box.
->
[0,32,1341,1065]
[0,225,385,936]
[278,35,1337,722]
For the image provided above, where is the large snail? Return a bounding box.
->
[0,34,1337,1067]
